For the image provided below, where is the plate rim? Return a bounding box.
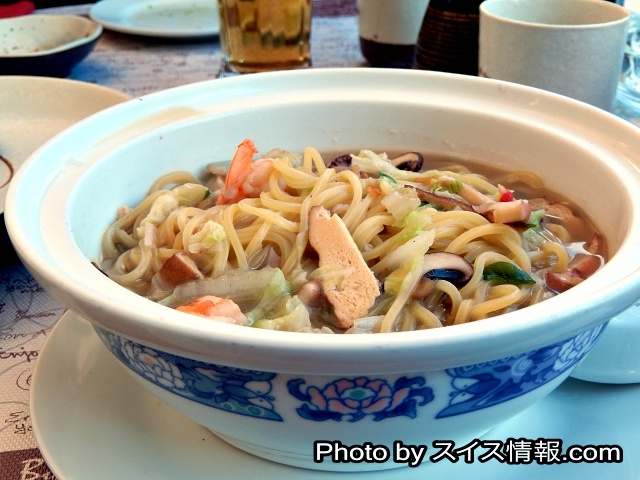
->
[89,0,220,38]
[0,76,129,214]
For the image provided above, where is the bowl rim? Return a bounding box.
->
[480,0,630,29]
[0,14,102,58]
[6,68,640,375]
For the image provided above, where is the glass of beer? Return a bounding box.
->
[217,0,312,75]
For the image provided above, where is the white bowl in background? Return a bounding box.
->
[0,14,102,77]
[6,69,640,471]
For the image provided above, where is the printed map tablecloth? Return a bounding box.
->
[0,264,65,478]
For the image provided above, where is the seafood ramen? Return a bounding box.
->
[99,139,605,334]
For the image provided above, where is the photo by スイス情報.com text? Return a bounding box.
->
[314,439,623,468]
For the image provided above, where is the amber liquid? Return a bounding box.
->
[218,0,312,74]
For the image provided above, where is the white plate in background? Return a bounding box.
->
[0,77,129,214]
[31,311,640,479]
[90,0,219,38]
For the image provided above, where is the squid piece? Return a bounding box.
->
[437,175,532,224]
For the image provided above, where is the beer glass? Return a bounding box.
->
[218,0,312,75]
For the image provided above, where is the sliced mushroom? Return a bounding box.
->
[327,154,353,169]
[411,252,473,299]
[566,253,602,279]
[545,251,603,294]
[412,186,475,211]
[545,271,584,293]
[421,252,474,285]
[390,152,424,172]
[158,252,204,286]
[148,252,204,300]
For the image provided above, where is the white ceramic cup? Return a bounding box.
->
[479,0,629,111]
[357,0,430,68]
[357,0,429,46]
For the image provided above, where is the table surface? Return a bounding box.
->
[63,1,363,98]
[2,2,640,479]
[0,2,364,478]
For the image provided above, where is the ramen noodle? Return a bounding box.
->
[99,139,605,334]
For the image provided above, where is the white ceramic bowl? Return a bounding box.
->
[6,69,640,472]
[0,14,102,77]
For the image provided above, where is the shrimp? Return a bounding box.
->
[176,295,248,325]
[217,139,257,205]
[241,158,279,197]
[216,139,284,205]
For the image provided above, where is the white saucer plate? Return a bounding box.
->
[31,311,640,479]
[572,301,640,384]
[90,0,220,38]
[0,77,129,213]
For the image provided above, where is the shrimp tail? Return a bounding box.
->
[217,139,259,205]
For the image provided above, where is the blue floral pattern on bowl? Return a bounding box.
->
[95,323,604,424]
[286,325,605,422]
[287,376,435,422]
[95,327,283,421]
[437,323,606,418]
